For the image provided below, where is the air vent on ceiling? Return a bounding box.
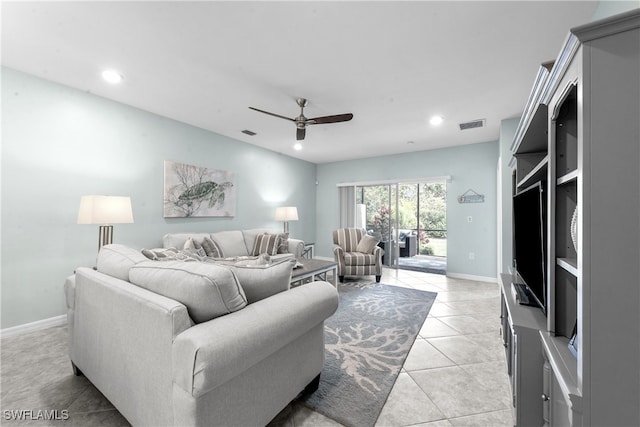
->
[459,119,485,131]
[241,129,256,136]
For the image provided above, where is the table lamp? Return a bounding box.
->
[78,195,134,251]
[274,206,298,233]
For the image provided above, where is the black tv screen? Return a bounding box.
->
[513,181,547,312]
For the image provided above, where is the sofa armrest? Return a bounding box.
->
[172,281,339,397]
[287,238,305,258]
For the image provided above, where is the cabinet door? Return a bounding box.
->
[549,369,572,426]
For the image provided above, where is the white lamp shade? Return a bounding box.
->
[274,206,298,222]
[77,195,134,224]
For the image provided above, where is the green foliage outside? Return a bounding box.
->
[356,182,447,257]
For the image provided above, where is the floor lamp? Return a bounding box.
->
[78,195,134,252]
[275,206,298,234]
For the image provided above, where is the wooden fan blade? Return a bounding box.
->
[249,107,295,122]
[296,127,306,140]
[308,113,353,125]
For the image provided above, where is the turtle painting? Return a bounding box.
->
[176,181,234,209]
[164,161,235,217]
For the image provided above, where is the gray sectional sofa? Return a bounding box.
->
[162,228,305,261]
[64,243,339,426]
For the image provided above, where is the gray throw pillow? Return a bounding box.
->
[356,234,379,254]
[96,244,148,281]
[129,261,247,323]
[276,232,289,254]
[202,236,223,258]
[231,258,294,303]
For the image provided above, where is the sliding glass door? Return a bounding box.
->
[354,180,447,272]
[355,184,399,267]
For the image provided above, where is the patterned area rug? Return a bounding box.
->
[302,281,437,427]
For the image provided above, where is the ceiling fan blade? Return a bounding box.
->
[296,127,306,140]
[308,113,353,125]
[248,107,295,122]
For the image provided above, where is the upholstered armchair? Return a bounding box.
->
[332,228,382,283]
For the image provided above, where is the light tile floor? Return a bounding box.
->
[274,268,515,426]
[0,267,514,427]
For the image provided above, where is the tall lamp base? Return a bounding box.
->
[98,225,114,252]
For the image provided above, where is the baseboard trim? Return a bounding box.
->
[1,314,66,338]
[446,272,498,283]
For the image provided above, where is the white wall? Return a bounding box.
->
[315,140,499,280]
[1,68,317,329]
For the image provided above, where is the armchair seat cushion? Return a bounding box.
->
[344,252,378,266]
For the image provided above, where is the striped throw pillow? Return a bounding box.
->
[202,236,224,258]
[252,233,279,256]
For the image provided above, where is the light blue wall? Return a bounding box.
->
[591,0,639,20]
[1,68,317,329]
[315,141,499,280]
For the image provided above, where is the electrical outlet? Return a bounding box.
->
[469,252,475,260]
[467,216,473,223]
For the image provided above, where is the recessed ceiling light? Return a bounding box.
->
[101,69,124,84]
[293,143,303,151]
[429,115,444,126]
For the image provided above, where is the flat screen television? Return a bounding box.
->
[513,181,547,313]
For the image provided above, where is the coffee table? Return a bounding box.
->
[290,258,338,287]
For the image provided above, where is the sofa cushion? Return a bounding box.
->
[230,258,294,304]
[129,261,248,323]
[210,230,248,257]
[201,236,223,258]
[356,234,379,254]
[97,244,148,281]
[251,233,279,256]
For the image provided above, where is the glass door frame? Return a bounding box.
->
[355,183,400,268]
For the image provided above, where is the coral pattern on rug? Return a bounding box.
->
[302,281,436,427]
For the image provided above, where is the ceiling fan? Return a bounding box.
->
[249,98,353,140]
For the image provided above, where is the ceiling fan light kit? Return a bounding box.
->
[249,98,353,141]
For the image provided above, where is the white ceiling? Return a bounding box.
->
[2,1,599,164]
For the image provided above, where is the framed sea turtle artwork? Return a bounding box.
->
[163,160,235,217]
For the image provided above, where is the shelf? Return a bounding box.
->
[500,274,546,329]
[516,154,549,190]
[540,331,582,411]
[557,258,578,277]
[557,170,578,186]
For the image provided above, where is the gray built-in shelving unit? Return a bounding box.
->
[504,8,639,426]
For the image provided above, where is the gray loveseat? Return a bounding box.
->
[64,244,338,426]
